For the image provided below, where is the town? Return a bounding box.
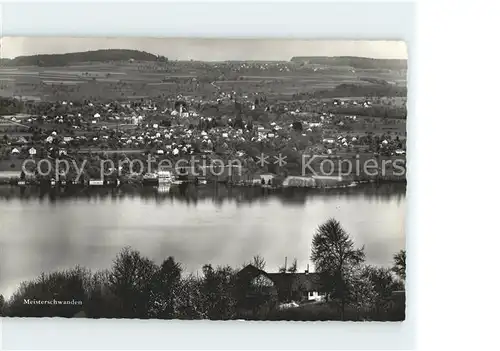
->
[0,50,407,190]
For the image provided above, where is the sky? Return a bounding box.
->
[0,37,407,61]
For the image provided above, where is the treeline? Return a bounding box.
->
[291,83,406,100]
[332,105,407,119]
[0,218,406,321]
[290,56,407,70]
[332,83,406,98]
[359,77,390,85]
[0,49,161,67]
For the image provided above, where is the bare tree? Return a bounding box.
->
[287,258,298,273]
[252,255,266,271]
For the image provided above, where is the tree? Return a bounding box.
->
[108,247,158,318]
[362,266,403,316]
[2,267,90,317]
[150,256,182,319]
[311,218,365,320]
[84,269,120,318]
[252,255,266,270]
[200,264,237,319]
[157,55,168,63]
[287,258,298,273]
[392,250,406,281]
[346,267,377,314]
[0,294,4,315]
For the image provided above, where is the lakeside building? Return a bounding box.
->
[236,264,326,304]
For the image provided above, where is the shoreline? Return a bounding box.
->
[0,176,406,189]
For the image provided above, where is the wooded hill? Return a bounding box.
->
[0,49,163,67]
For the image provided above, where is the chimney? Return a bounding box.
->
[305,264,309,274]
[284,257,287,273]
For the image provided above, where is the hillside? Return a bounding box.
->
[0,49,162,67]
[290,56,407,70]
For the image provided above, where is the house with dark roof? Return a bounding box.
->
[234,265,279,312]
[236,265,326,303]
[267,271,326,302]
[235,265,277,296]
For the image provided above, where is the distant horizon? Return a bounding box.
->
[1,50,408,63]
[0,38,408,61]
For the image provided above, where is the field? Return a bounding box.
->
[0,61,407,103]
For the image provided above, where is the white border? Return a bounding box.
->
[0,1,417,350]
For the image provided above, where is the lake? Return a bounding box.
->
[0,183,406,298]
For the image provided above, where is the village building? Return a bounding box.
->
[252,172,276,185]
[236,265,326,306]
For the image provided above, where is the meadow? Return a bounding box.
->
[0,61,407,103]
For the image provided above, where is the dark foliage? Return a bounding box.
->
[2,49,160,67]
[0,294,4,316]
[292,121,303,131]
[311,218,366,319]
[200,264,237,319]
[1,223,405,320]
[108,247,157,318]
[392,249,406,281]
[3,267,90,317]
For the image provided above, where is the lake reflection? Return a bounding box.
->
[0,183,406,297]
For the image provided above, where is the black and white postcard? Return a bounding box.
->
[0,37,407,321]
